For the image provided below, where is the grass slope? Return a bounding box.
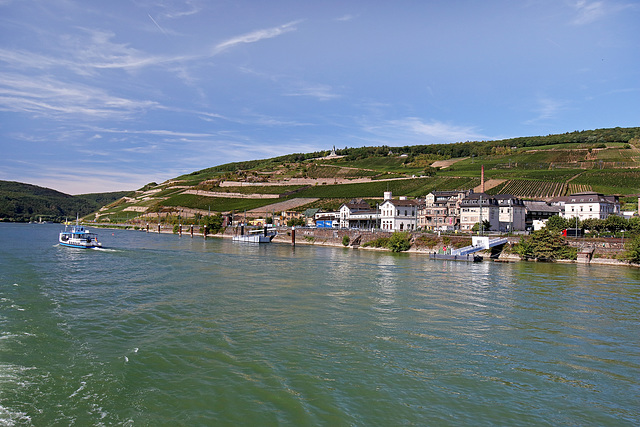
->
[92,127,640,221]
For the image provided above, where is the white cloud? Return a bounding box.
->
[1,161,160,194]
[0,73,158,119]
[572,0,606,25]
[368,118,489,144]
[284,83,341,101]
[335,14,356,22]
[570,0,634,25]
[212,20,302,55]
[525,97,567,124]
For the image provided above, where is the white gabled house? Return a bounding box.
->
[339,199,379,229]
[557,192,620,221]
[379,193,420,232]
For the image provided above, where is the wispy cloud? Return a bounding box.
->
[212,20,302,55]
[1,160,161,194]
[335,14,356,22]
[0,73,158,119]
[525,97,567,124]
[367,117,489,144]
[1,18,302,76]
[284,83,341,101]
[572,0,606,25]
[570,0,634,25]
[158,0,202,20]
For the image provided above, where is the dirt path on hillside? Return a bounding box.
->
[473,179,506,193]
[246,198,319,214]
[431,157,468,169]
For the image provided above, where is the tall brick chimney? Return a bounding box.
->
[481,165,485,193]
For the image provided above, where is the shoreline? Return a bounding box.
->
[83,222,639,269]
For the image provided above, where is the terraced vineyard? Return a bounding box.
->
[83,127,639,222]
[486,180,576,199]
[566,184,593,194]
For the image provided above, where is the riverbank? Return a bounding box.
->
[88,222,638,268]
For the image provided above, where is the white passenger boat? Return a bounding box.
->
[232,226,277,243]
[59,222,102,248]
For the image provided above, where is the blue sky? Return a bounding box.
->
[1,0,638,194]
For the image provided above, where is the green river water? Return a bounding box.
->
[1,223,639,426]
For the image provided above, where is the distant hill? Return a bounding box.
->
[0,180,131,222]
[89,127,640,224]
[56,127,640,223]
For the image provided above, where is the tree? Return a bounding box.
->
[202,214,223,235]
[514,228,576,261]
[604,215,627,233]
[625,235,640,264]
[388,232,411,252]
[581,218,604,233]
[287,217,306,227]
[514,236,534,260]
[545,215,571,234]
[627,217,640,234]
[471,220,491,233]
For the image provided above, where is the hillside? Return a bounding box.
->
[92,127,640,224]
[0,181,131,222]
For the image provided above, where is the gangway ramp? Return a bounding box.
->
[451,237,508,256]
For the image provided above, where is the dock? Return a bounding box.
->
[429,253,483,262]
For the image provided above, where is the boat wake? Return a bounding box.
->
[90,247,118,252]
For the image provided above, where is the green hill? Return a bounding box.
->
[0,181,131,222]
[89,127,640,224]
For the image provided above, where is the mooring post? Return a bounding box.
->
[190,225,194,238]
[158,223,161,233]
[291,226,296,247]
[179,224,182,236]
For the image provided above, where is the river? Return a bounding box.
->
[1,223,638,426]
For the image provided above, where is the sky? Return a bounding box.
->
[1,0,638,194]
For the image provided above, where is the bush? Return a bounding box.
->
[202,214,224,235]
[625,235,640,264]
[362,237,390,248]
[287,218,306,227]
[545,215,571,233]
[388,232,411,252]
[415,235,439,248]
[342,235,350,246]
[514,228,576,261]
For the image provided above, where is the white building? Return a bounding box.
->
[339,199,378,229]
[458,193,500,232]
[558,192,620,221]
[380,195,420,232]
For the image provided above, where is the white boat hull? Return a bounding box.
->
[232,234,275,243]
[59,223,102,249]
